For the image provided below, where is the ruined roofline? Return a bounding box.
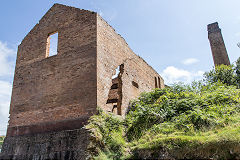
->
[18,3,163,80]
[52,3,96,13]
[97,14,163,80]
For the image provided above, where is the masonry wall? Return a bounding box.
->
[0,128,90,160]
[208,22,230,66]
[1,4,166,159]
[96,15,164,115]
[7,4,98,136]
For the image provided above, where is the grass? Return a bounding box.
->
[86,82,240,159]
[131,121,240,159]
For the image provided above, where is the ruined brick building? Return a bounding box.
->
[0,4,164,159]
[0,3,231,160]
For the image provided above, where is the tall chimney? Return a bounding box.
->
[208,22,230,66]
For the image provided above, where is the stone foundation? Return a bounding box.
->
[0,128,90,160]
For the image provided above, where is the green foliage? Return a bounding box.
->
[126,82,240,141]
[204,57,240,88]
[235,57,240,88]
[0,136,4,150]
[85,108,128,160]
[87,80,240,159]
[131,124,240,159]
[204,64,237,86]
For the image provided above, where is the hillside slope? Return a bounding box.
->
[86,82,240,159]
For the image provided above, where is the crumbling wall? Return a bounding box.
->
[8,4,98,136]
[1,4,165,159]
[0,128,90,160]
[96,15,164,115]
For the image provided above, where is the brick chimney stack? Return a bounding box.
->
[208,22,230,66]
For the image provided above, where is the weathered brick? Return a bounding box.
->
[208,22,230,66]
[1,3,164,159]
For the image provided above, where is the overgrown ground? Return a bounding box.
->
[86,81,240,159]
[0,136,4,150]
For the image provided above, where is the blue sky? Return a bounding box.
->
[0,0,240,135]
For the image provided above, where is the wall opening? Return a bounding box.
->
[46,32,58,57]
[132,81,139,88]
[155,77,158,88]
[112,66,120,79]
[158,77,161,88]
[106,64,124,115]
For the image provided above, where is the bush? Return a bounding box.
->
[86,59,240,159]
[235,57,240,88]
[125,82,240,141]
[204,57,240,88]
[87,81,240,159]
[85,109,128,160]
[204,64,236,86]
[0,136,4,150]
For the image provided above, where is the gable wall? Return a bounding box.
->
[8,4,98,136]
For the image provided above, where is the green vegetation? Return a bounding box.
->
[204,57,240,88]
[0,136,4,150]
[86,61,240,159]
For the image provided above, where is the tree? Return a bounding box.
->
[235,57,240,88]
[204,64,236,86]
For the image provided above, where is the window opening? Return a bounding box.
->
[132,81,139,88]
[158,77,161,88]
[46,32,58,57]
[112,66,120,79]
[155,77,158,88]
[106,64,124,115]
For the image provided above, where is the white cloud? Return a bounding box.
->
[234,16,240,24]
[161,66,204,84]
[182,58,199,65]
[0,80,12,135]
[235,32,240,37]
[0,41,16,135]
[0,41,16,77]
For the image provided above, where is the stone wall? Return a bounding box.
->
[0,128,90,160]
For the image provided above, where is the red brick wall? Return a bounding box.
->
[96,15,164,115]
[208,22,230,66]
[8,4,97,134]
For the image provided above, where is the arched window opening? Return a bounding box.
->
[46,32,58,57]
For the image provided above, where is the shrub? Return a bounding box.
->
[86,62,240,159]
[204,64,236,86]
[85,108,127,160]
[235,57,240,88]
[126,82,240,141]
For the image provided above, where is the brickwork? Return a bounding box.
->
[8,4,97,134]
[0,128,90,160]
[208,22,230,66]
[97,15,164,114]
[1,3,164,159]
